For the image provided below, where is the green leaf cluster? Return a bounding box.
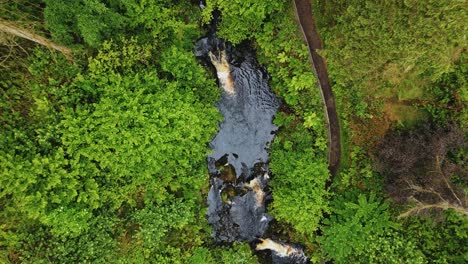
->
[314,0,466,121]
[319,191,395,262]
[1,6,221,260]
[270,116,329,234]
[44,0,127,47]
[319,0,465,86]
[190,243,259,264]
[423,55,467,125]
[202,0,283,44]
[352,229,425,264]
[44,0,203,48]
[404,210,468,263]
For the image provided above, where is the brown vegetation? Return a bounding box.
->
[375,123,467,217]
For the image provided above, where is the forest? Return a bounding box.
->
[0,0,466,263]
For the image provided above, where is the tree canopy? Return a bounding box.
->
[1,0,466,263]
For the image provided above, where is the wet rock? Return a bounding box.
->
[256,239,309,264]
[194,36,224,58]
[207,175,272,242]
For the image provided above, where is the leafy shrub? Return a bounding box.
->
[270,117,329,234]
[202,0,283,44]
[13,215,118,263]
[351,229,425,263]
[336,146,375,190]
[423,56,467,124]
[254,6,323,114]
[44,0,127,47]
[1,23,220,262]
[318,0,465,93]
[44,0,203,48]
[404,210,468,263]
[319,191,394,262]
[190,243,259,264]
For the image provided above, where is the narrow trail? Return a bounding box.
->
[292,0,341,179]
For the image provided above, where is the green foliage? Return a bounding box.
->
[207,2,467,263]
[423,55,467,124]
[122,0,202,47]
[319,192,466,263]
[314,0,466,123]
[253,5,323,114]
[59,46,219,211]
[336,146,376,190]
[252,8,330,235]
[319,191,395,262]
[5,1,465,263]
[8,215,118,263]
[352,229,425,263]
[270,117,329,234]
[404,210,468,263]
[190,243,259,264]
[1,47,80,130]
[1,12,220,261]
[202,0,284,44]
[44,0,203,48]
[119,200,203,263]
[44,0,127,47]
[319,0,465,89]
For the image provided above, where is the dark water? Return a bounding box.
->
[196,37,279,242]
[208,54,279,179]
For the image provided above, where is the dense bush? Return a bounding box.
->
[202,0,283,44]
[190,243,259,264]
[1,1,222,260]
[423,55,467,124]
[43,0,127,47]
[44,0,202,48]
[1,36,220,261]
[351,229,425,263]
[270,116,329,234]
[318,191,424,263]
[404,210,468,263]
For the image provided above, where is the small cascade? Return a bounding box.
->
[208,49,235,94]
[256,239,308,264]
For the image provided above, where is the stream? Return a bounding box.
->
[197,37,278,242]
[195,35,308,264]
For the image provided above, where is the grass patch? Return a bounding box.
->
[383,103,428,127]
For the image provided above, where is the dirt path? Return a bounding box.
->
[292,0,341,179]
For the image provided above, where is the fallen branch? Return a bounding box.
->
[398,198,468,219]
[0,20,73,59]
